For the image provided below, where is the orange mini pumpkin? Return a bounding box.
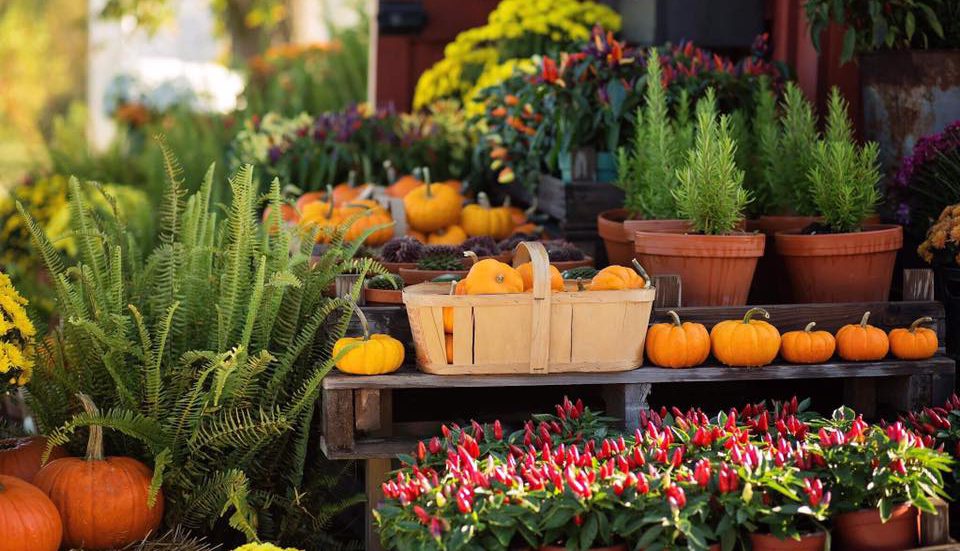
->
[836,311,889,361]
[711,307,782,367]
[780,322,836,364]
[299,193,340,243]
[445,333,454,363]
[588,260,649,290]
[645,310,710,368]
[442,280,465,333]
[403,169,462,233]
[461,192,515,239]
[515,261,564,292]
[343,205,395,246]
[386,174,423,198]
[889,316,938,360]
[428,225,468,246]
[462,259,523,295]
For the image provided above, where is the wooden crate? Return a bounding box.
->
[402,242,656,375]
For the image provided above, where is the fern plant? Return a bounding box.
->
[809,88,882,233]
[615,49,687,219]
[19,145,387,548]
[672,90,750,235]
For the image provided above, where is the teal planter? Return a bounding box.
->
[596,152,617,183]
[557,150,616,183]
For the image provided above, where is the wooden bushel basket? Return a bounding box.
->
[402,241,656,375]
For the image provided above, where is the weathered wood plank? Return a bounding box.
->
[365,458,391,551]
[843,379,877,418]
[355,389,381,432]
[322,389,354,451]
[905,269,936,301]
[919,498,951,546]
[653,275,681,309]
[323,356,955,390]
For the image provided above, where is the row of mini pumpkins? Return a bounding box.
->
[646,309,939,368]
[0,395,162,551]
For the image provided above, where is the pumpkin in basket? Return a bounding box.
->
[889,316,938,360]
[461,192,515,239]
[836,311,889,361]
[515,261,564,292]
[445,333,454,363]
[333,306,405,375]
[442,280,466,333]
[0,474,62,551]
[780,322,836,364]
[428,225,468,246]
[711,308,781,367]
[342,205,395,246]
[33,394,163,550]
[588,260,649,290]
[403,169,462,233]
[645,311,710,368]
[462,259,523,295]
[0,437,68,483]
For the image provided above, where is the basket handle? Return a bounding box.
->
[513,241,551,374]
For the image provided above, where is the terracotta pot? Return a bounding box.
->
[749,532,827,551]
[380,260,417,274]
[363,287,404,305]
[540,545,626,551]
[834,504,918,551]
[749,216,819,304]
[398,268,468,285]
[634,231,765,306]
[774,224,903,303]
[550,256,595,271]
[597,209,691,267]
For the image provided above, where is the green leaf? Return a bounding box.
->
[905,11,916,40]
[841,27,857,64]
[579,513,599,549]
[879,498,892,521]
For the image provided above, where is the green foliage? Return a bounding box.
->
[776,83,821,216]
[21,150,387,547]
[743,77,780,216]
[615,50,689,219]
[672,91,750,235]
[809,89,882,233]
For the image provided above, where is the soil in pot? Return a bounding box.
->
[749,532,827,551]
[598,209,692,267]
[634,230,765,306]
[834,504,918,551]
[774,224,902,303]
[748,216,819,304]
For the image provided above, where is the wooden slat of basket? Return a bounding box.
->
[452,306,473,365]
[550,304,573,364]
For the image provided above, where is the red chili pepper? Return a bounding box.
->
[493,420,503,440]
[413,505,431,524]
[694,459,711,488]
[417,441,427,462]
[665,484,686,509]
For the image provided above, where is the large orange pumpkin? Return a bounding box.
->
[711,308,782,367]
[780,322,836,364]
[461,192,515,239]
[889,316,939,360]
[462,259,523,295]
[515,261,564,292]
[0,474,62,551]
[403,172,462,233]
[0,437,68,483]
[645,311,710,368]
[33,394,163,550]
[836,311,889,361]
[342,205,395,246]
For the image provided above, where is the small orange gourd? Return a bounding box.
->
[445,333,454,363]
[296,190,327,212]
[836,311,889,361]
[462,258,523,295]
[889,316,938,360]
[645,310,710,368]
[428,225,468,246]
[442,280,465,333]
[588,260,649,290]
[333,306,405,375]
[711,308,782,367]
[407,230,427,243]
[515,261,564,292]
[461,192,515,239]
[342,205,395,246]
[403,168,462,233]
[780,322,836,364]
[330,171,372,206]
[299,188,340,242]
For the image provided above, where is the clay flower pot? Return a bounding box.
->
[749,531,828,551]
[597,209,691,267]
[774,224,903,303]
[363,287,404,305]
[748,216,819,304]
[634,231,765,306]
[834,504,918,551]
[550,256,595,271]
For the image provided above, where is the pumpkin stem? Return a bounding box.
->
[463,250,479,266]
[743,307,770,324]
[804,322,817,332]
[383,160,396,184]
[909,316,934,333]
[448,280,457,296]
[351,303,371,341]
[77,392,104,462]
[859,311,871,328]
[631,259,652,288]
[325,185,336,218]
[667,310,682,327]
[422,166,433,199]
[348,169,357,188]
[525,197,538,218]
[575,278,585,291]
[477,192,492,209]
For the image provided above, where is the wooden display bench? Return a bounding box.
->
[321,270,956,550]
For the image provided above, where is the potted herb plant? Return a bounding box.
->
[775,88,903,303]
[600,49,693,266]
[805,0,960,170]
[634,90,764,306]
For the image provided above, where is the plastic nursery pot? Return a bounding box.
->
[834,504,918,551]
[774,224,903,303]
[540,545,627,551]
[748,216,819,304]
[597,209,691,267]
[749,531,828,551]
[634,230,765,306]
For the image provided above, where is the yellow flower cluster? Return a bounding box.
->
[919,203,960,265]
[0,174,70,267]
[0,272,36,390]
[464,57,537,118]
[412,0,620,109]
[233,543,302,551]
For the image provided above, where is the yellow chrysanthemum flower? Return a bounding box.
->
[233,543,303,551]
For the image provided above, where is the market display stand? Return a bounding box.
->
[320,270,956,550]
